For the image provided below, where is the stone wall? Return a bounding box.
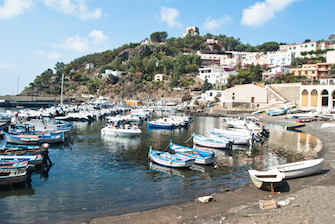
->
[269,83,301,104]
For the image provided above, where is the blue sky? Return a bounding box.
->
[0,0,334,95]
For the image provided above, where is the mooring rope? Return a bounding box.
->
[9,178,22,224]
[184,135,193,144]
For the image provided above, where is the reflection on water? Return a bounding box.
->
[0,112,323,224]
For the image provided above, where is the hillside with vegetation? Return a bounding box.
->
[21,31,335,102]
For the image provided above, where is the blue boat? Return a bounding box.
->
[169,140,216,165]
[148,147,195,168]
[266,108,287,116]
[147,120,175,129]
[3,131,64,145]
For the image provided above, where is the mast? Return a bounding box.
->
[61,73,64,106]
[17,76,19,95]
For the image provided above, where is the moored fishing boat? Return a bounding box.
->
[268,158,324,179]
[148,147,195,168]
[210,132,251,145]
[0,168,27,186]
[0,154,43,166]
[192,133,233,149]
[147,120,175,129]
[169,140,216,165]
[3,131,64,145]
[101,123,141,136]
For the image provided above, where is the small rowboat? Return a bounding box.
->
[192,133,232,149]
[148,147,195,168]
[0,168,27,186]
[268,158,323,179]
[0,154,43,166]
[285,123,305,130]
[248,169,284,192]
[169,140,216,165]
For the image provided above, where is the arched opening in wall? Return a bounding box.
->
[310,89,318,107]
[321,90,329,107]
[332,91,335,107]
[301,89,308,106]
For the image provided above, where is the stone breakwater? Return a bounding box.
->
[185,107,256,117]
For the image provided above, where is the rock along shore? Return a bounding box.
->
[79,114,335,224]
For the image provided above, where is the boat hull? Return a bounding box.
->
[0,169,27,186]
[248,169,284,191]
[101,127,141,136]
[268,158,323,179]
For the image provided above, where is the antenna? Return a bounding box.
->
[61,73,64,106]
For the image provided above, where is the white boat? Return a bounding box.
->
[192,133,232,149]
[248,169,284,191]
[286,112,318,119]
[268,158,324,179]
[224,116,260,129]
[101,124,141,136]
[148,147,195,168]
[213,128,252,139]
[210,132,250,145]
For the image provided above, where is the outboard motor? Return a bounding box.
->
[209,151,215,157]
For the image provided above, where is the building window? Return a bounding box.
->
[299,71,301,75]
[294,47,296,49]
[289,47,292,50]
[312,44,314,47]
[305,45,307,47]
[326,65,329,69]
[305,71,307,75]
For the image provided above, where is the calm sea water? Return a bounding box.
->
[0,109,322,224]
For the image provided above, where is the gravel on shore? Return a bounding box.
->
[79,116,335,224]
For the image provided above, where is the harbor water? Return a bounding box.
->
[0,109,322,224]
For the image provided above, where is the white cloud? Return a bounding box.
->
[0,61,16,69]
[202,15,232,31]
[0,0,33,20]
[44,0,102,20]
[47,52,62,60]
[53,30,108,53]
[241,0,300,27]
[34,50,45,57]
[88,29,108,45]
[160,6,183,28]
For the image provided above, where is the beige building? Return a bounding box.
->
[291,62,333,80]
[220,84,268,108]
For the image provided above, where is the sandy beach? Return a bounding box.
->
[79,116,335,224]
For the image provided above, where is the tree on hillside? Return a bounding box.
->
[258,42,279,52]
[150,31,168,43]
[328,34,335,44]
[201,78,212,92]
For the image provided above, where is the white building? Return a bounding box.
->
[327,50,335,63]
[197,50,229,63]
[198,67,231,85]
[262,66,291,79]
[102,69,125,78]
[266,51,295,67]
[279,41,334,58]
[85,63,94,70]
[154,74,168,81]
[200,90,224,101]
